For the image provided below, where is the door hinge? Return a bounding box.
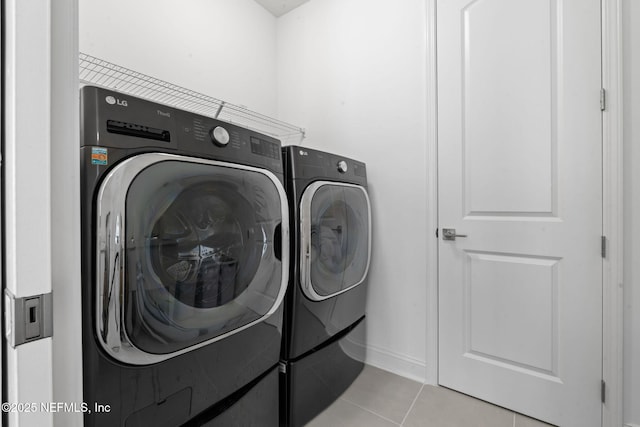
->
[601,380,606,403]
[4,290,53,348]
[601,236,607,258]
[435,228,439,238]
[600,88,606,111]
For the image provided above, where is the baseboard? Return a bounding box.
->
[341,335,426,383]
[365,345,426,383]
[624,423,640,427]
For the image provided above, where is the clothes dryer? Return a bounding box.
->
[280,146,371,427]
[80,86,289,426]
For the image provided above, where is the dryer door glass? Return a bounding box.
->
[302,183,371,300]
[121,159,286,355]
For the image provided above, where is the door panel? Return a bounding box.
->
[437,0,603,425]
[96,153,289,365]
[464,251,559,374]
[300,182,371,301]
[463,0,557,216]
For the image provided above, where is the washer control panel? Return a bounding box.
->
[81,86,284,172]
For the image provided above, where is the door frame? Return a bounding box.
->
[4,0,82,426]
[424,1,624,426]
[4,1,55,425]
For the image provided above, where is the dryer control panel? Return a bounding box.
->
[285,145,367,186]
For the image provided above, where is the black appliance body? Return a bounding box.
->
[280,146,371,427]
[81,86,289,426]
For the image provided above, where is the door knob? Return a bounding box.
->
[442,228,467,241]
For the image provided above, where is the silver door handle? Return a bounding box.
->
[442,228,467,241]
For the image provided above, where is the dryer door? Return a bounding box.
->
[300,181,371,301]
[95,153,289,365]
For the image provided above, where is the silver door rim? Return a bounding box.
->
[95,152,289,365]
[299,181,371,302]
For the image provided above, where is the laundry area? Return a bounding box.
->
[2,0,640,427]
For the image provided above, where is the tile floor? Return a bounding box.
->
[307,365,555,427]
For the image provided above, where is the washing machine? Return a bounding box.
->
[280,146,371,427]
[80,86,289,426]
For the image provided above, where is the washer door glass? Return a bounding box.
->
[111,157,286,357]
[301,182,371,300]
[97,154,288,364]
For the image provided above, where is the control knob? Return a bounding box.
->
[210,126,230,146]
[337,160,348,173]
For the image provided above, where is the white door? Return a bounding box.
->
[437,0,603,426]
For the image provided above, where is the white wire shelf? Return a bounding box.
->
[79,52,305,144]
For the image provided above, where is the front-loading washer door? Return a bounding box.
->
[95,153,289,365]
[299,181,371,301]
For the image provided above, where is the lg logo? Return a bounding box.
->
[105,96,128,107]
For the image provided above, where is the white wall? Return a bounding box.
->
[79,0,278,116]
[623,1,640,425]
[276,0,429,381]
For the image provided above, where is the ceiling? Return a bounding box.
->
[253,0,312,17]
